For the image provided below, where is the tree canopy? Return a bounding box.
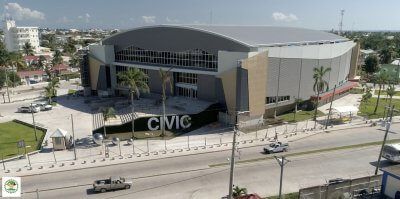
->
[363,55,379,74]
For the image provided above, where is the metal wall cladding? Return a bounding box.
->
[329,56,341,89]
[299,59,319,99]
[277,58,301,99]
[266,57,280,96]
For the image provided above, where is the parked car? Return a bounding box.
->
[18,106,40,113]
[33,102,52,111]
[263,142,289,154]
[93,176,132,193]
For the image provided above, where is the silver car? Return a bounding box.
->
[18,106,40,113]
[93,176,132,193]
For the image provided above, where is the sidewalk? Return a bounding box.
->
[2,114,398,177]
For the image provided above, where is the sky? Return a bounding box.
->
[1,0,399,31]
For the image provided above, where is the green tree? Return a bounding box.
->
[37,55,47,69]
[68,54,80,68]
[159,68,173,137]
[117,68,149,138]
[363,55,379,74]
[361,87,372,109]
[379,48,394,64]
[373,71,389,114]
[63,38,76,56]
[312,66,331,123]
[8,52,26,71]
[232,186,247,198]
[22,42,34,56]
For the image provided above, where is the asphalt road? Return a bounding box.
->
[16,123,400,199]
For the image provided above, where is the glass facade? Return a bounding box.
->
[115,65,149,85]
[266,96,290,104]
[115,46,218,71]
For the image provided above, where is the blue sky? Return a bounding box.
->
[1,0,399,30]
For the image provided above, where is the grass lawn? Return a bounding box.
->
[0,121,45,158]
[359,98,400,119]
[278,110,325,123]
[349,88,364,94]
[374,90,400,96]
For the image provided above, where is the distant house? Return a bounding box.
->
[23,55,51,67]
[17,70,47,85]
[52,64,71,74]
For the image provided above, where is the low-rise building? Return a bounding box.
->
[17,70,47,85]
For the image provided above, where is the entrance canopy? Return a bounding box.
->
[332,106,359,114]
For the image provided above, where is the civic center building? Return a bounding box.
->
[82,25,359,128]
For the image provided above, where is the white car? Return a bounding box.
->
[263,142,289,154]
[34,102,53,111]
[18,106,40,113]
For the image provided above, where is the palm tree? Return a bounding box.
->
[361,87,372,110]
[159,68,173,137]
[232,186,247,198]
[386,85,396,108]
[52,50,63,74]
[117,68,149,138]
[44,77,60,104]
[373,71,389,114]
[312,66,331,127]
[293,97,303,121]
[8,52,26,71]
[37,55,47,69]
[0,50,10,103]
[69,54,80,68]
[22,42,34,56]
[99,107,116,137]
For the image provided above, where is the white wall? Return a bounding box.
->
[260,41,355,59]
[217,51,250,74]
[385,175,400,198]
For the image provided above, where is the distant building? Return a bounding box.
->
[17,70,47,85]
[3,19,40,52]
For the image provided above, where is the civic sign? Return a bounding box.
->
[147,115,191,131]
[2,177,21,197]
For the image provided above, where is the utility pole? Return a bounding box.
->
[5,68,10,103]
[325,85,337,129]
[275,156,290,199]
[228,112,238,199]
[228,110,249,199]
[71,114,77,160]
[30,103,38,141]
[131,91,135,139]
[375,105,396,175]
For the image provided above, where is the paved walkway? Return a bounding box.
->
[2,113,398,177]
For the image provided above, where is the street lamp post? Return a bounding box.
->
[375,105,397,175]
[275,156,290,199]
[71,114,77,160]
[30,103,38,141]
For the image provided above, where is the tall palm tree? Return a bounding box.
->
[292,97,303,121]
[52,50,63,74]
[373,71,389,114]
[99,107,116,137]
[0,50,10,103]
[312,66,331,127]
[37,55,47,69]
[22,42,34,56]
[232,186,247,198]
[117,68,149,138]
[8,52,26,71]
[386,85,396,108]
[45,77,60,104]
[159,68,173,137]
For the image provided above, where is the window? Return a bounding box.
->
[266,96,290,104]
[115,46,217,71]
[176,72,197,85]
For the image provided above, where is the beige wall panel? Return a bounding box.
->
[89,56,104,90]
[218,68,237,115]
[241,51,268,116]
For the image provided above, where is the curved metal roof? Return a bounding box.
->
[103,25,348,50]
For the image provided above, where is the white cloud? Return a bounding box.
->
[142,16,156,24]
[58,16,72,23]
[78,13,91,23]
[4,3,45,20]
[272,12,298,22]
[166,17,179,23]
